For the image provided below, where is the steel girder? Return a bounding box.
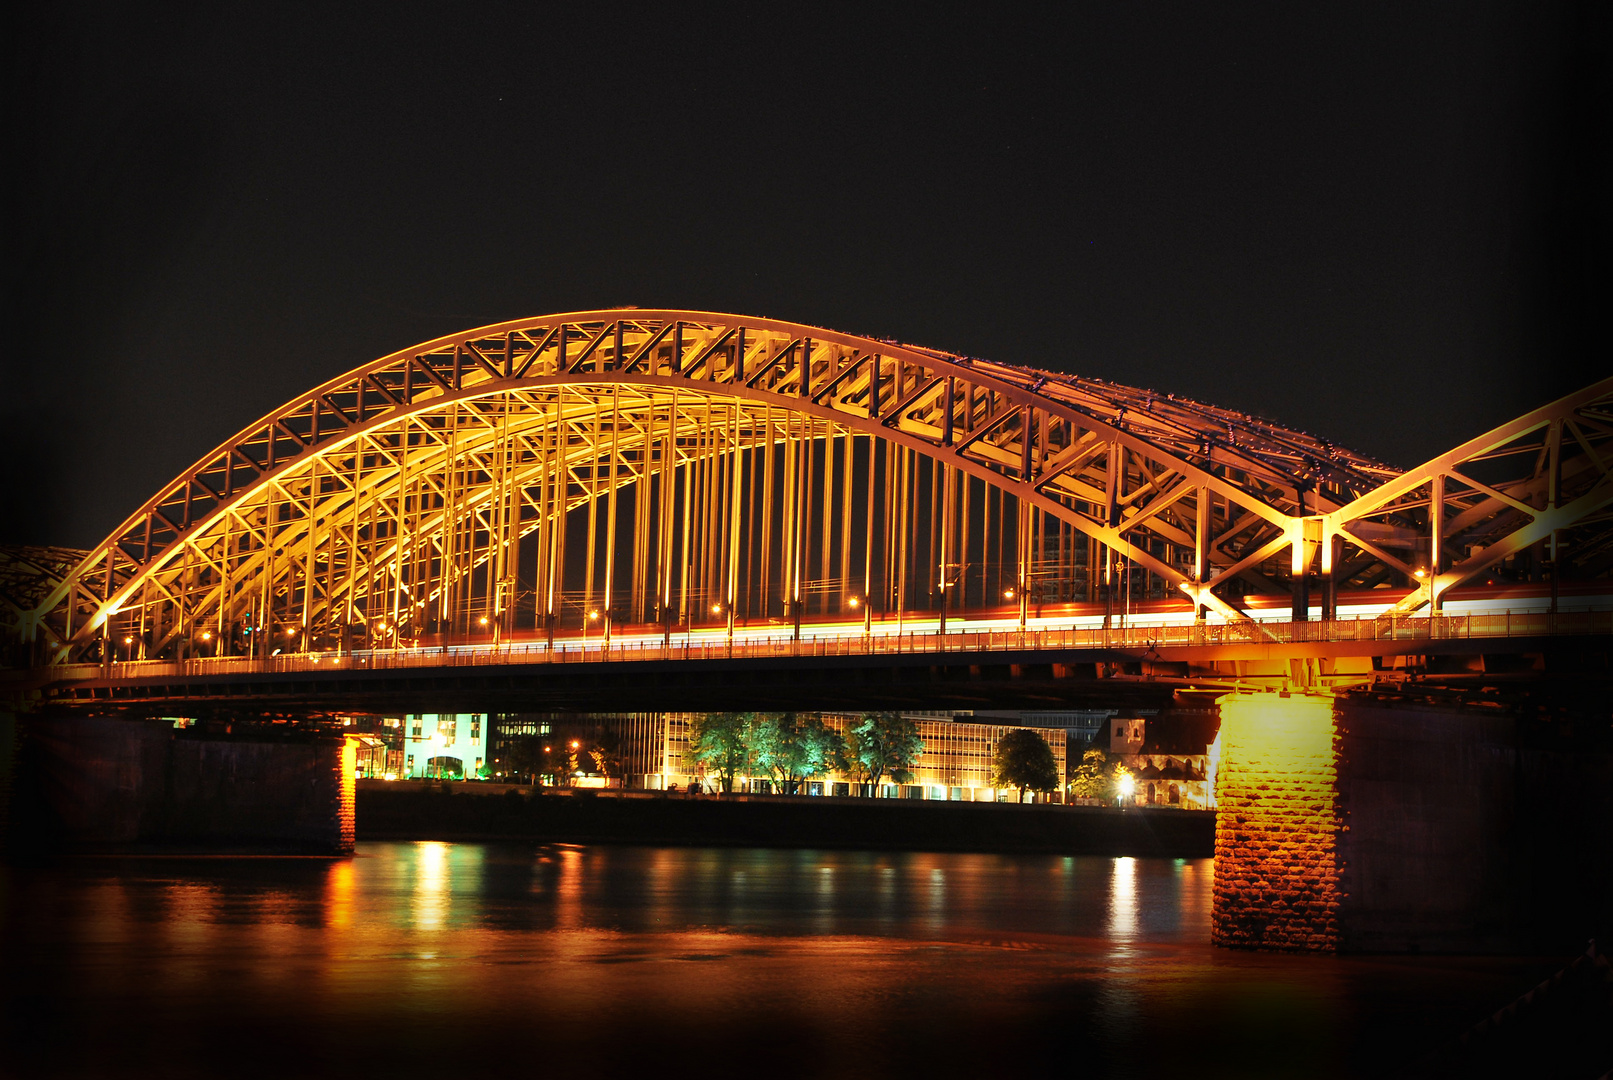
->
[1324,375,1613,614]
[28,310,1412,660]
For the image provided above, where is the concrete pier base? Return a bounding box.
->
[4,715,354,856]
[1212,691,1613,953]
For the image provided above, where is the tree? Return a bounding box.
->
[688,712,752,793]
[540,739,579,786]
[992,728,1060,803]
[587,726,622,785]
[1069,745,1112,801]
[746,713,847,794]
[496,735,546,784]
[847,712,925,793]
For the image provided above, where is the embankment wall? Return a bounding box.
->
[356,781,1215,857]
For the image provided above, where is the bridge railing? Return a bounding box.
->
[59,609,1613,683]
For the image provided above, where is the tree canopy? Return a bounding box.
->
[847,712,925,791]
[992,729,1060,802]
[687,711,752,793]
[746,712,846,794]
[1069,745,1113,801]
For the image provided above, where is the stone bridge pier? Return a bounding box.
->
[1,713,355,856]
[1211,690,1612,953]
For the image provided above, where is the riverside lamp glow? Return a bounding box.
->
[1118,773,1136,805]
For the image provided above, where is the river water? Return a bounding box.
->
[0,843,1572,1079]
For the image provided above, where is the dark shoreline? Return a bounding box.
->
[356,782,1216,857]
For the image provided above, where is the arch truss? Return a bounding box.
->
[1325,375,1613,614]
[19,309,1600,666]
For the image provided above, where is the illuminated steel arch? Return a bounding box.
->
[28,309,1410,662]
[1325,375,1613,614]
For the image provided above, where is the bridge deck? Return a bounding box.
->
[19,610,1609,714]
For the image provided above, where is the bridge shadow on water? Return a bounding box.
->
[3,842,1605,1080]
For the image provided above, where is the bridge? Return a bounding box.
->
[3,310,1610,952]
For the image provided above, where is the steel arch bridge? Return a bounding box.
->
[12,310,1613,666]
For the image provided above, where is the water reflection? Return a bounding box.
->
[0,845,1549,1080]
[1107,855,1139,942]
[411,840,449,931]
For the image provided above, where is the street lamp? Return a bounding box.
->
[1118,773,1136,807]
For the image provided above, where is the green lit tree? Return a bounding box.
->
[747,713,846,794]
[848,712,925,794]
[992,728,1060,803]
[688,712,753,793]
[1069,745,1112,801]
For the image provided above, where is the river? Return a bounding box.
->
[0,843,1573,1078]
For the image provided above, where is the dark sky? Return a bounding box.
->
[5,2,1608,549]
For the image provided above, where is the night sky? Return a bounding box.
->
[5,2,1608,549]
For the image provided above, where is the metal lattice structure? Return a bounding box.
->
[1326,376,1613,613]
[13,310,1605,665]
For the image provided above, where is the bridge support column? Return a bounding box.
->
[1211,691,1342,951]
[1212,691,1613,953]
[5,715,355,856]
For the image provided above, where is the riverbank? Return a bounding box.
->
[356,780,1215,856]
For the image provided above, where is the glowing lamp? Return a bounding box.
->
[848,596,860,608]
[589,610,600,620]
[1118,774,1136,798]
[1413,567,1427,579]
[201,631,211,641]
[479,616,489,625]
[1003,589,1015,600]
[711,603,722,614]
[124,636,133,644]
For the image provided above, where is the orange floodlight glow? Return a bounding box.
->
[1212,691,1340,949]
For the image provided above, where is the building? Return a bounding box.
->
[401,712,488,779]
[1107,711,1218,810]
[407,711,1069,802]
